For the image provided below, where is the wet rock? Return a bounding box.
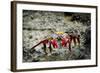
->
[32,58,40,62]
[23,10,91,62]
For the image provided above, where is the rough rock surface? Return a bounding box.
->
[23,10,91,62]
